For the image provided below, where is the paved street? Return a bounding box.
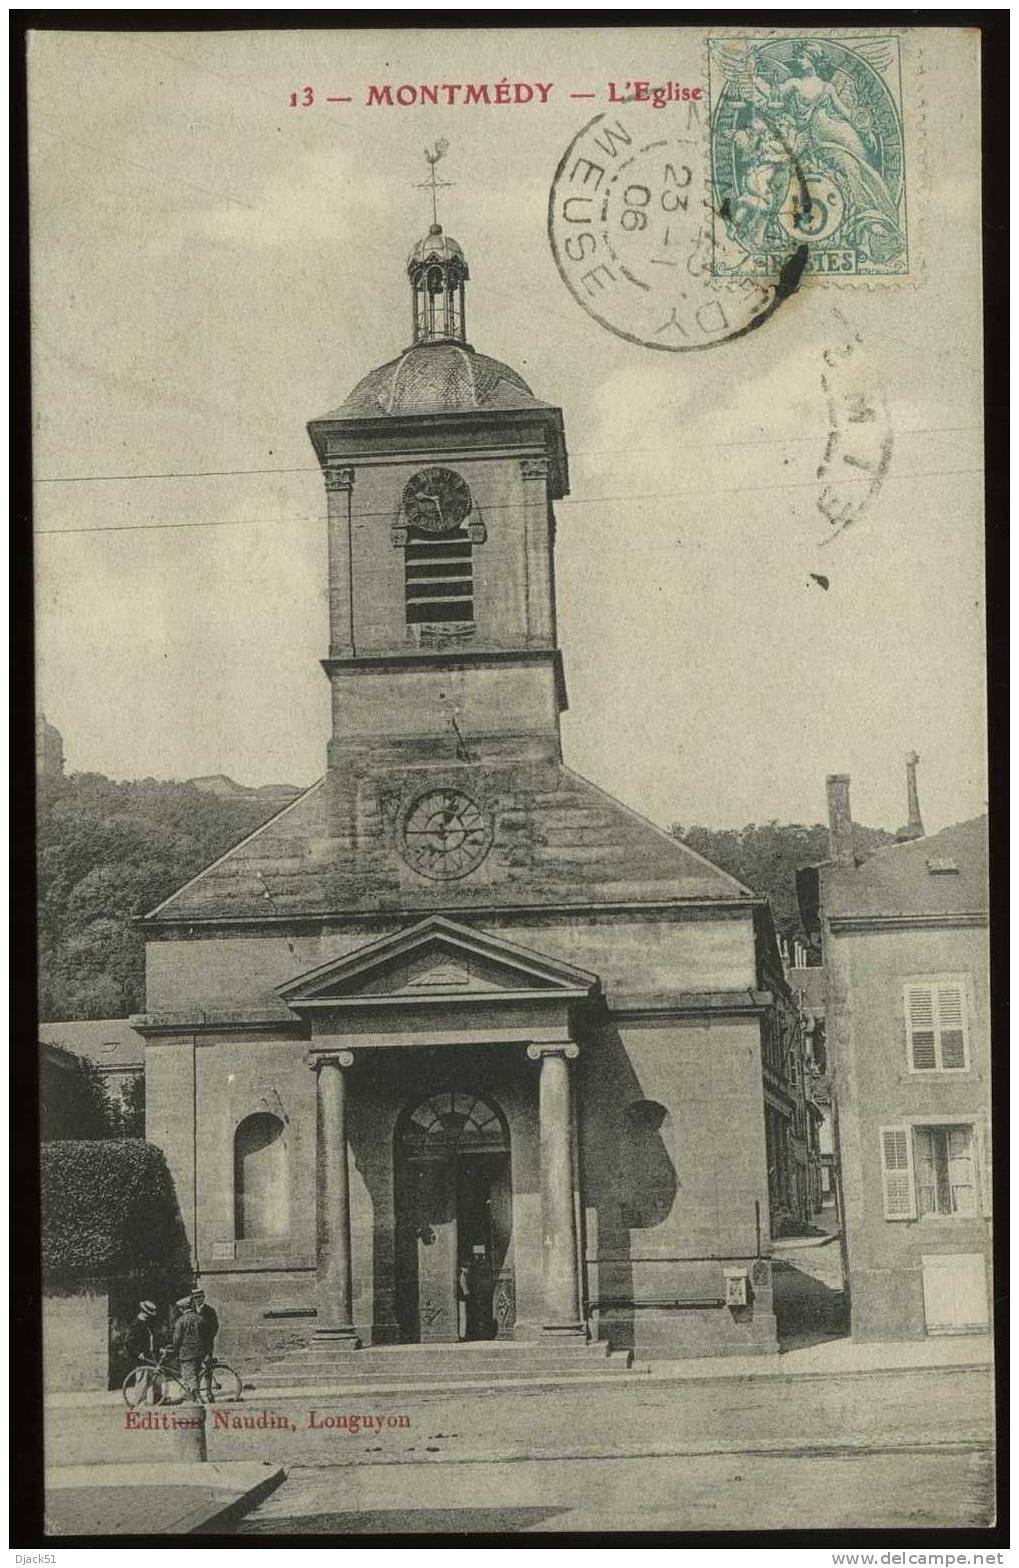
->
[210,1359,994,1534]
[205,1362,992,1469]
[229,1447,995,1534]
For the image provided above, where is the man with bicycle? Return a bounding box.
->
[192,1289,220,1402]
[124,1300,159,1402]
[171,1293,206,1400]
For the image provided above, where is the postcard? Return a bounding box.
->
[26,22,994,1543]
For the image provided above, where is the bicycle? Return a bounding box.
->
[122,1346,242,1407]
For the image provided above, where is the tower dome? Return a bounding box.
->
[408,222,466,268]
[311,208,555,429]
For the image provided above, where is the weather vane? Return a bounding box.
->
[415,139,453,227]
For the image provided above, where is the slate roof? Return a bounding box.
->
[823,815,988,919]
[39,1018,144,1069]
[144,764,753,925]
[312,341,554,423]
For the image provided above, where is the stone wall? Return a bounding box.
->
[43,1284,110,1392]
[581,1012,776,1355]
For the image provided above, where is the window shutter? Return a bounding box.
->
[880,1125,917,1220]
[905,986,937,1069]
[976,1122,993,1217]
[937,984,967,1069]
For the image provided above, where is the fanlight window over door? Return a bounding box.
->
[402,1092,508,1154]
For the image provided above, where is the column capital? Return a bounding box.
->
[324,464,355,493]
[527,1041,580,1061]
[520,456,550,482]
[306,1049,355,1070]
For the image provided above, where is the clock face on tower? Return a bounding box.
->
[402,467,473,534]
[400,789,493,879]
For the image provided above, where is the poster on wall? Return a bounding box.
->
[19,17,998,1547]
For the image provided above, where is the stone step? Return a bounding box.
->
[256,1349,631,1372]
[251,1344,643,1387]
[250,1365,644,1387]
[269,1340,616,1364]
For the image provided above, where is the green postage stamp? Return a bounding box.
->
[708,35,908,280]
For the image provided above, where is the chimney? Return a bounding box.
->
[826,774,855,867]
[896,750,925,841]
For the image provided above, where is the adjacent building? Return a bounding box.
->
[40,1019,144,1117]
[37,713,65,781]
[761,987,820,1234]
[132,212,808,1372]
[787,963,833,1212]
[798,767,991,1340]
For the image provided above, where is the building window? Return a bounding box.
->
[914,1125,977,1218]
[879,1122,978,1221]
[234,1112,289,1240]
[904,980,969,1072]
[405,529,473,624]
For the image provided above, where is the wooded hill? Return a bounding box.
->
[38,773,282,1020]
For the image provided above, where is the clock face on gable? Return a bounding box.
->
[400,789,492,879]
[402,467,473,535]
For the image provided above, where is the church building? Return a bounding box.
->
[136,204,799,1374]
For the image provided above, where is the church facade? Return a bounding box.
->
[137,217,799,1370]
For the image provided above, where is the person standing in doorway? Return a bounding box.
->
[456,1263,470,1341]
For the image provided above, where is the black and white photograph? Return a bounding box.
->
[19,17,1001,1546]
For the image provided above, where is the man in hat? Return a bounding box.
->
[191,1289,220,1402]
[171,1293,205,1400]
[124,1300,160,1401]
[124,1300,158,1367]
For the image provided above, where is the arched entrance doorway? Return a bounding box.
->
[394,1091,514,1344]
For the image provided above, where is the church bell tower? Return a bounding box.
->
[307,149,569,787]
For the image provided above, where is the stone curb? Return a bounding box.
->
[45,1462,287,1537]
[185,1464,288,1533]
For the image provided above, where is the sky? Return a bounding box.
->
[30,27,986,836]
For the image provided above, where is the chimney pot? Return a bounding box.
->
[826,773,855,867]
[904,750,925,839]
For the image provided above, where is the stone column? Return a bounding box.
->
[527,1042,585,1338]
[519,456,554,644]
[311,1050,360,1347]
[324,463,355,659]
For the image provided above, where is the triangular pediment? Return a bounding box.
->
[277,916,598,1008]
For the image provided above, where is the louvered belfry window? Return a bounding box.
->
[405,527,473,624]
[905,981,969,1072]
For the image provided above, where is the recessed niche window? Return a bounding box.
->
[405,529,474,625]
[234,1112,289,1240]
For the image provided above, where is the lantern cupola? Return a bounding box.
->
[408,222,469,345]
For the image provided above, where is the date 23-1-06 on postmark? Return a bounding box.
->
[708,35,908,281]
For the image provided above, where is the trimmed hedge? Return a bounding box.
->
[41,1140,192,1289]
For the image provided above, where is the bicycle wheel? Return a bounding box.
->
[206,1361,242,1402]
[122,1366,157,1407]
[156,1373,189,1406]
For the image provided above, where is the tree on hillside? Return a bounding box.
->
[670,820,895,948]
[37,773,285,1021]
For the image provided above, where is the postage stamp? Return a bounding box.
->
[708,35,908,281]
